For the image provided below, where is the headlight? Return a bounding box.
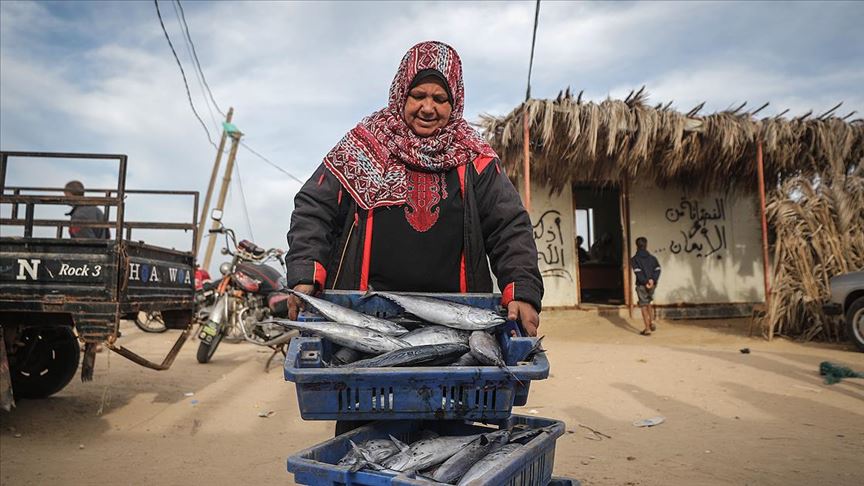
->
[219,262,232,275]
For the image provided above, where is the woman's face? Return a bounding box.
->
[403,77,452,137]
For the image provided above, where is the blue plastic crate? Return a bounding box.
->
[287,414,565,486]
[284,291,549,421]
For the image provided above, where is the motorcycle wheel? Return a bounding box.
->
[10,327,81,399]
[196,331,224,363]
[134,311,168,333]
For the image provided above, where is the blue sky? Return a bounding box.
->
[2,1,862,270]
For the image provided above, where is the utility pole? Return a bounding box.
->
[196,107,234,252]
[202,127,243,272]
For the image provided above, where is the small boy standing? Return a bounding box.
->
[631,237,661,335]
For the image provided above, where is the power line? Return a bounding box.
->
[239,141,305,184]
[170,0,219,132]
[153,0,216,148]
[157,0,305,186]
[175,0,226,117]
[525,0,541,101]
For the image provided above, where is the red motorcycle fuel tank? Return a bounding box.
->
[232,262,285,294]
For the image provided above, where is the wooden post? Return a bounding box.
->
[197,107,234,252]
[202,131,242,272]
[621,179,634,319]
[756,141,773,339]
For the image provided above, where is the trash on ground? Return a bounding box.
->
[632,416,665,428]
[739,348,751,354]
[819,361,863,384]
[257,410,275,418]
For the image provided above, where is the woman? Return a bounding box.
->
[284,41,543,335]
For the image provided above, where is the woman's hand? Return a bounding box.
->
[507,300,540,337]
[288,284,316,320]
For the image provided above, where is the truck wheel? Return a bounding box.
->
[196,332,224,363]
[846,296,864,352]
[10,327,80,399]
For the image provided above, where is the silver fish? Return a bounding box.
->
[469,331,523,385]
[337,438,401,472]
[432,430,510,484]
[457,443,522,485]
[269,320,408,355]
[290,291,408,335]
[382,434,481,472]
[468,331,505,367]
[509,425,556,445]
[369,292,505,330]
[400,326,470,347]
[449,352,480,367]
[343,343,469,368]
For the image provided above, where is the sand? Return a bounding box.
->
[1,311,862,486]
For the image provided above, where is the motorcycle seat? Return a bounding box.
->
[239,239,266,258]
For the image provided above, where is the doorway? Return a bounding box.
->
[573,185,625,304]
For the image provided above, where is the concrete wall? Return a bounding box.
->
[521,182,578,307]
[628,183,765,304]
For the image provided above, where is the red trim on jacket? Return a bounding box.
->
[313,261,327,290]
[459,252,467,293]
[473,155,495,175]
[501,282,515,307]
[317,172,326,185]
[359,210,374,290]
[337,188,343,206]
[457,165,466,196]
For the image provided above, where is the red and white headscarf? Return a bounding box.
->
[323,41,497,210]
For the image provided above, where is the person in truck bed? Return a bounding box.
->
[64,180,109,239]
[282,41,543,336]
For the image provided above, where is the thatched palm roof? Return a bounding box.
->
[481,88,863,192]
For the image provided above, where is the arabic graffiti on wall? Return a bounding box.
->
[665,197,728,259]
[533,210,574,281]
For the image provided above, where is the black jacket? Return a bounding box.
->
[285,157,544,311]
[631,249,661,286]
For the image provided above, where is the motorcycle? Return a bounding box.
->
[197,212,294,366]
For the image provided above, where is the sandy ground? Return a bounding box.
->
[1,312,863,486]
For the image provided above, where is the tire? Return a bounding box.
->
[846,296,864,352]
[134,311,168,333]
[196,331,224,363]
[10,327,80,399]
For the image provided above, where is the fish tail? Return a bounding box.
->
[501,364,524,387]
[360,286,377,300]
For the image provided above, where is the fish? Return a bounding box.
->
[381,434,481,472]
[449,352,480,367]
[343,343,469,368]
[367,291,505,330]
[337,438,401,472]
[509,424,556,444]
[268,319,409,355]
[289,291,408,335]
[469,331,523,385]
[400,326,471,347]
[432,430,510,484]
[456,443,522,485]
